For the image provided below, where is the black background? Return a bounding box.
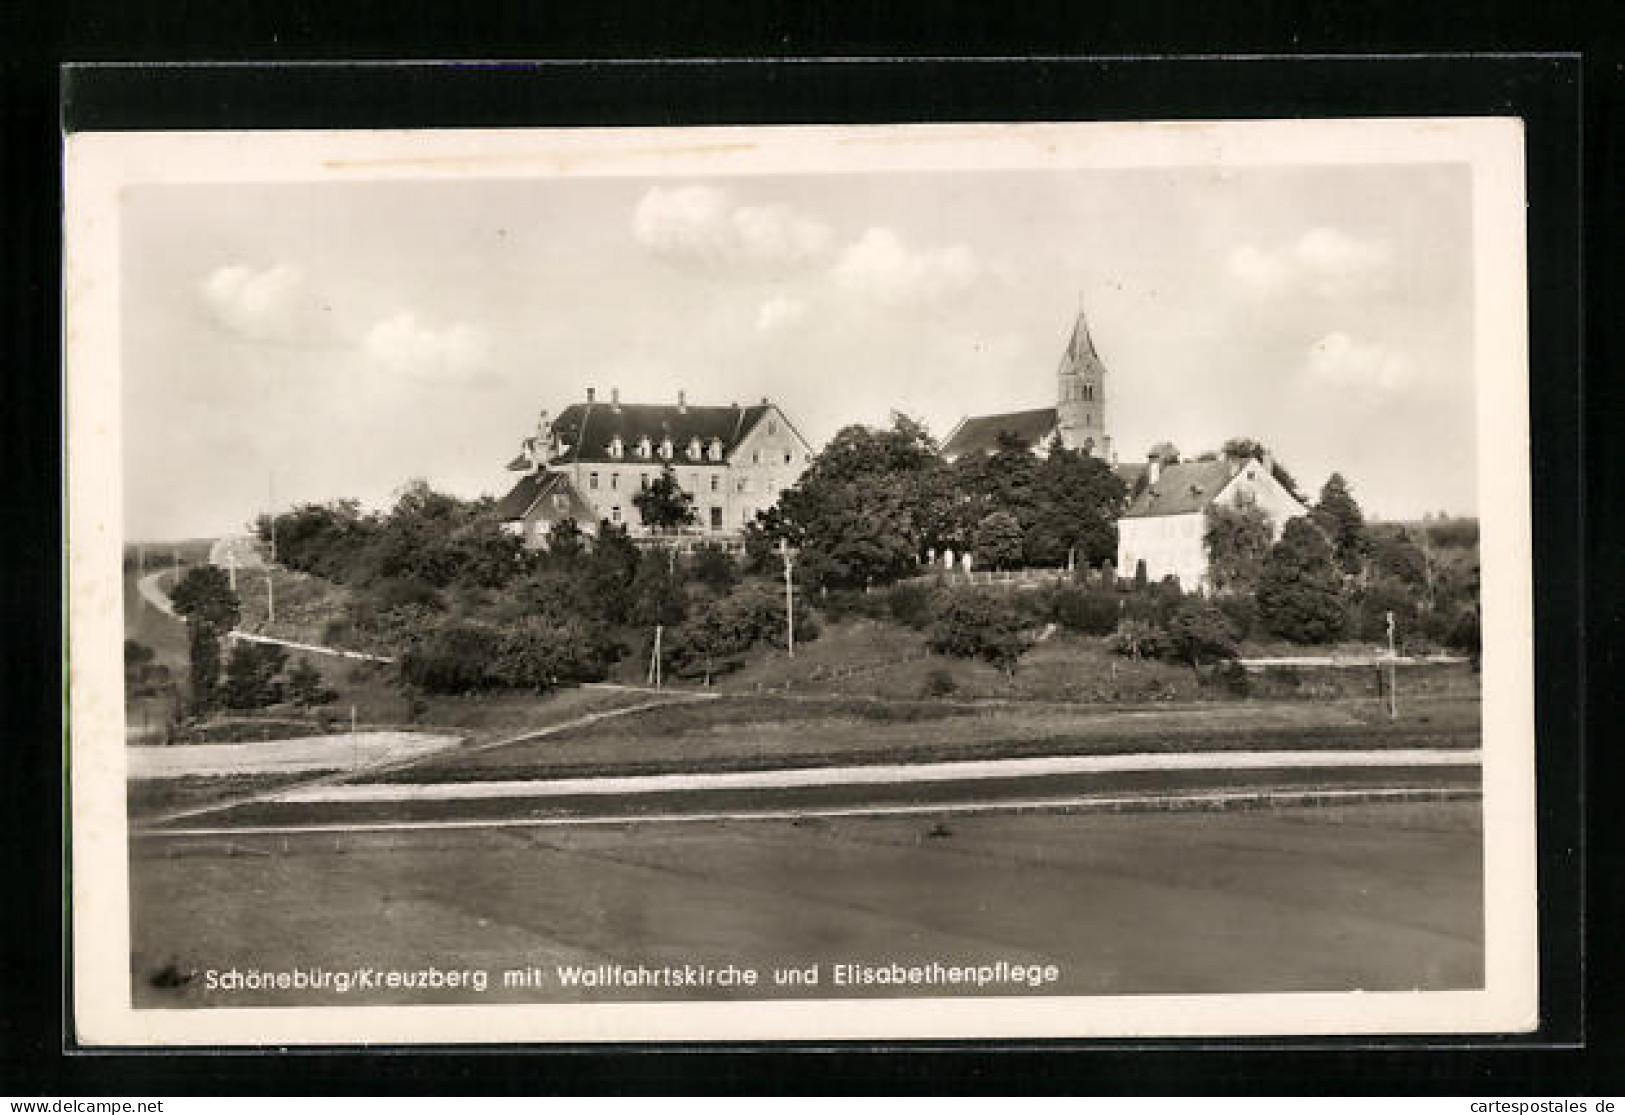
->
[2,2,1615,1096]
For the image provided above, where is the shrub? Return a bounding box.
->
[886,581,937,630]
[285,658,338,708]
[1049,585,1121,635]
[398,624,505,694]
[927,592,1034,676]
[689,543,740,596]
[494,617,616,691]
[921,667,959,697]
[1163,600,1241,669]
[221,641,289,710]
[1106,618,1164,660]
[1213,594,1257,640]
[369,576,442,610]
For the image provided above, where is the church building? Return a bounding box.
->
[496,387,814,548]
[940,305,1113,463]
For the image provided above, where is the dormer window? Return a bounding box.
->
[687,437,701,460]
[707,438,723,461]
[637,436,652,459]
[608,436,624,459]
[660,437,674,460]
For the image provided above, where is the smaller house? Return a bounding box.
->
[1116,456,1308,592]
[493,470,597,550]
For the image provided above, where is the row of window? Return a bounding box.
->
[587,471,783,497]
[1063,381,1098,403]
[604,505,757,527]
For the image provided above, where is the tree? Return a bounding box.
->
[926,592,1034,677]
[222,641,289,710]
[171,565,241,713]
[1312,472,1367,575]
[1221,437,1267,462]
[544,518,587,563]
[1147,441,1181,465]
[628,547,689,629]
[1107,617,1164,661]
[1026,444,1126,568]
[767,414,947,589]
[1163,600,1240,669]
[689,543,739,595]
[972,510,1025,570]
[582,521,641,624]
[1257,517,1348,644]
[633,464,698,529]
[1202,500,1274,593]
[286,658,338,708]
[171,565,240,632]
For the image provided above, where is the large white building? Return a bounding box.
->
[496,387,814,548]
[1116,455,1308,591]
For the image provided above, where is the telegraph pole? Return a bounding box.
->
[267,570,275,626]
[779,538,796,657]
[648,624,663,688]
[1385,610,1398,720]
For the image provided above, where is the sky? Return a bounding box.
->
[121,162,1477,541]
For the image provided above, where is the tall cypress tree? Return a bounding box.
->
[1313,472,1367,575]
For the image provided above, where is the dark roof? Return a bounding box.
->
[1121,460,1241,518]
[493,471,593,522]
[549,401,779,465]
[505,452,531,472]
[1113,461,1148,489]
[940,407,1057,459]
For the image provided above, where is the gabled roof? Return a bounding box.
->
[1057,305,1107,380]
[1121,460,1242,519]
[940,406,1058,460]
[547,401,779,465]
[493,471,594,522]
[505,451,531,472]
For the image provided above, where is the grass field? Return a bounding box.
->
[129,800,1483,1007]
[370,690,1481,785]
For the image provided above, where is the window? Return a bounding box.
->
[710,475,720,492]
[660,437,673,460]
[637,436,651,459]
[608,437,623,459]
[742,506,753,523]
[768,420,778,435]
[709,506,723,530]
[589,472,599,490]
[687,437,701,460]
[708,438,723,461]
[737,477,750,494]
[610,473,619,491]
[783,451,793,464]
[611,506,622,523]
[640,473,649,491]
[553,495,568,510]
[751,450,760,465]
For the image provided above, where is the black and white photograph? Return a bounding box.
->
[65,119,1537,1044]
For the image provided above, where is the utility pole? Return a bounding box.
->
[227,551,237,592]
[268,471,278,565]
[267,571,276,626]
[779,538,796,657]
[648,624,663,688]
[1385,610,1398,720]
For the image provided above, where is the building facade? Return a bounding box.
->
[1116,456,1308,591]
[497,388,815,547]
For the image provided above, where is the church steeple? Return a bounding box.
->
[1055,296,1110,459]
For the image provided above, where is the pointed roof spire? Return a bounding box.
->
[1069,292,1100,362]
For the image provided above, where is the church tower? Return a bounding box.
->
[1055,300,1111,459]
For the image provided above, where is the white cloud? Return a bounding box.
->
[363,312,491,383]
[199,263,328,343]
[1227,227,1391,298]
[632,185,831,271]
[756,295,807,332]
[1304,332,1412,402]
[832,227,981,306]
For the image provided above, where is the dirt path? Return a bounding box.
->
[266,746,1483,805]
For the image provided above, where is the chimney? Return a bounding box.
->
[611,387,621,410]
[1148,458,1162,486]
[678,389,687,414]
[761,396,769,405]
[586,387,596,403]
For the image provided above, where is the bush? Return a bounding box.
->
[1048,585,1121,635]
[1213,594,1257,640]
[921,667,959,697]
[1106,618,1164,660]
[886,581,937,629]
[369,576,442,610]
[285,658,338,708]
[1163,600,1240,669]
[221,641,289,710]
[926,592,1034,676]
[398,624,505,694]
[689,543,740,596]
[494,617,616,691]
